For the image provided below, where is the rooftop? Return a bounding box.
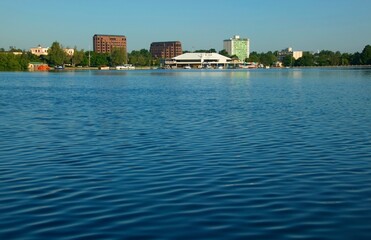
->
[173,52,231,61]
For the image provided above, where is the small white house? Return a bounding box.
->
[30,46,75,57]
[30,46,49,56]
[64,48,75,56]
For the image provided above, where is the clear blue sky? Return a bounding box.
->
[1,0,370,53]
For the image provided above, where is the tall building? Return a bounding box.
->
[93,34,127,54]
[223,35,250,61]
[150,41,182,59]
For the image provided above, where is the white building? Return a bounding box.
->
[30,46,49,56]
[166,53,231,68]
[64,48,75,56]
[292,51,303,60]
[278,47,303,61]
[223,35,250,61]
[30,46,75,57]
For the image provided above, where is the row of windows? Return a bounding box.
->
[94,37,125,40]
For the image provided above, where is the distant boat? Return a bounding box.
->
[239,62,257,69]
[184,66,191,69]
[99,66,110,70]
[116,64,135,70]
[54,65,64,70]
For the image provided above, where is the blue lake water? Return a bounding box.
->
[0,68,371,239]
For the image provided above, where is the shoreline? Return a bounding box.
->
[1,65,370,73]
[64,65,371,71]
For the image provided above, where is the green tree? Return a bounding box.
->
[128,49,152,66]
[0,54,22,71]
[282,55,295,67]
[350,52,362,65]
[260,51,277,66]
[7,55,21,70]
[247,52,260,62]
[230,55,239,61]
[340,53,351,65]
[194,48,216,53]
[295,52,315,66]
[80,51,92,67]
[0,54,8,71]
[218,49,230,57]
[72,48,85,66]
[18,53,30,70]
[110,47,127,66]
[47,42,67,66]
[361,45,371,65]
[90,52,110,67]
[1,48,31,71]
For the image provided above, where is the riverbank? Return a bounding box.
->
[63,65,371,71]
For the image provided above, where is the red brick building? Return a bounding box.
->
[93,34,127,54]
[150,41,182,59]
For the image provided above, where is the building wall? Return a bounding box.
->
[30,46,49,56]
[93,34,127,54]
[64,48,75,56]
[30,46,76,57]
[277,48,303,61]
[293,51,303,60]
[223,35,250,61]
[150,41,182,59]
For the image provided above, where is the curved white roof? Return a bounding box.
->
[172,53,231,63]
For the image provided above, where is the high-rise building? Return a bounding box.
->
[150,41,182,59]
[223,35,250,61]
[93,34,127,54]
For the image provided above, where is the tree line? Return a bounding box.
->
[0,42,158,71]
[247,45,371,67]
[1,42,370,71]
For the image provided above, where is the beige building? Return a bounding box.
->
[278,47,303,61]
[30,46,75,56]
[64,48,75,56]
[30,46,49,56]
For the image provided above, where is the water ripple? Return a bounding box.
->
[0,69,371,239]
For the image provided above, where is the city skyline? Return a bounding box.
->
[1,0,370,53]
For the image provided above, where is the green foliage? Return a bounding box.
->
[0,53,29,71]
[260,51,277,66]
[361,45,371,64]
[247,52,259,62]
[72,48,85,66]
[218,49,230,57]
[110,47,127,66]
[89,52,110,67]
[128,49,152,66]
[247,51,277,66]
[230,55,239,60]
[194,48,216,53]
[294,52,315,66]
[282,55,294,67]
[47,42,67,66]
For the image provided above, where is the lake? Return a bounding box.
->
[0,68,370,239]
